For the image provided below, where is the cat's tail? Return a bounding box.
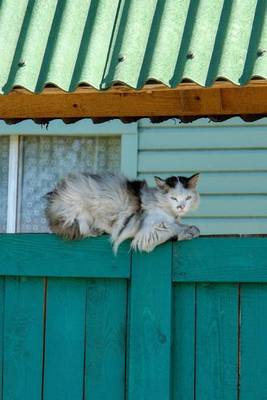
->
[45,189,84,240]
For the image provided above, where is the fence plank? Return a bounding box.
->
[128,242,172,400]
[43,278,86,400]
[240,284,267,399]
[173,238,267,282]
[0,279,4,400]
[3,277,44,400]
[0,235,130,278]
[84,279,127,400]
[173,283,196,400]
[195,283,238,400]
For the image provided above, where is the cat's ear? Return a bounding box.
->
[188,173,200,189]
[154,176,169,192]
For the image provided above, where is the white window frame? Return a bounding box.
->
[0,119,138,233]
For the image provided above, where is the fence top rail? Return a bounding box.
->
[173,237,267,283]
[0,235,266,281]
[0,234,130,278]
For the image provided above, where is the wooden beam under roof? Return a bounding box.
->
[0,80,267,120]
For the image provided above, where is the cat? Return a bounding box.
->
[45,172,200,253]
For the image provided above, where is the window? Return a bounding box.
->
[1,134,121,233]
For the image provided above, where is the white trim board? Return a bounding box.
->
[6,136,19,233]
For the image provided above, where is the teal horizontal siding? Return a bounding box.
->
[139,127,267,150]
[138,150,267,172]
[137,119,267,234]
[184,218,267,235]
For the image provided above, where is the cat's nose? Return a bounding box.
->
[177,204,185,210]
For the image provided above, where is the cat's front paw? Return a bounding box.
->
[178,225,200,241]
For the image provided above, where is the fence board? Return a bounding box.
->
[239,284,267,399]
[195,283,238,400]
[3,277,44,400]
[173,238,267,282]
[128,243,172,400]
[43,278,86,400]
[0,235,130,278]
[0,279,4,400]
[84,279,127,400]
[173,283,196,400]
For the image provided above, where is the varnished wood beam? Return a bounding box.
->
[0,80,267,119]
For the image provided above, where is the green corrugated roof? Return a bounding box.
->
[0,0,267,94]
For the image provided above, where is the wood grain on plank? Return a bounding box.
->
[173,237,267,282]
[173,283,196,400]
[195,283,238,400]
[127,242,172,400]
[43,278,86,400]
[0,81,267,118]
[84,279,127,400]
[3,277,44,400]
[239,284,267,399]
[0,234,130,278]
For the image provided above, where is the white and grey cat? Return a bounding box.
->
[45,172,200,253]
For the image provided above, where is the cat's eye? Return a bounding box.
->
[186,195,192,200]
[171,197,178,201]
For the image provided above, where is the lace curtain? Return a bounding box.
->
[0,135,120,233]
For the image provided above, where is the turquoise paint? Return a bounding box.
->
[0,278,5,400]
[173,283,195,400]
[239,284,267,399]
[0,234,130,278]
[0,236,266,398]
[3,277,44,400]
[173,237,267,282]
[43,278,87,400]
[128,244,172,400]
[195,283,238,400]
[84,279,127,400]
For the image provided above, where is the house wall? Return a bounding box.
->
[0,117,266,235]
[137,118,267,234]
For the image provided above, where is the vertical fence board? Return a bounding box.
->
[43,278,86,400]
[3,277,44,400]
[173,283,196,400]
[0,278,4,400]
[240,284,267,399]
[128,243,172,400]
[84,279,127,400]
[195,283,238,400]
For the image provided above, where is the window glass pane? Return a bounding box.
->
[18,136,121,232]
[0,137,9,232]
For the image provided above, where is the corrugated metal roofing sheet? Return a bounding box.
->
[0,0,266,95]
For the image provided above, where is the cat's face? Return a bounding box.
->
[154,174,200,217]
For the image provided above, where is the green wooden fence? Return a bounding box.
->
[0,235,266,400]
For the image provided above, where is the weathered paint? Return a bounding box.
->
[0,235,266,399]
[0,0,266,93]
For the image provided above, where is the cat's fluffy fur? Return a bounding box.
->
[45,172,200,253]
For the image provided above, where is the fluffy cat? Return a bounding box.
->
[45,172,200,253]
